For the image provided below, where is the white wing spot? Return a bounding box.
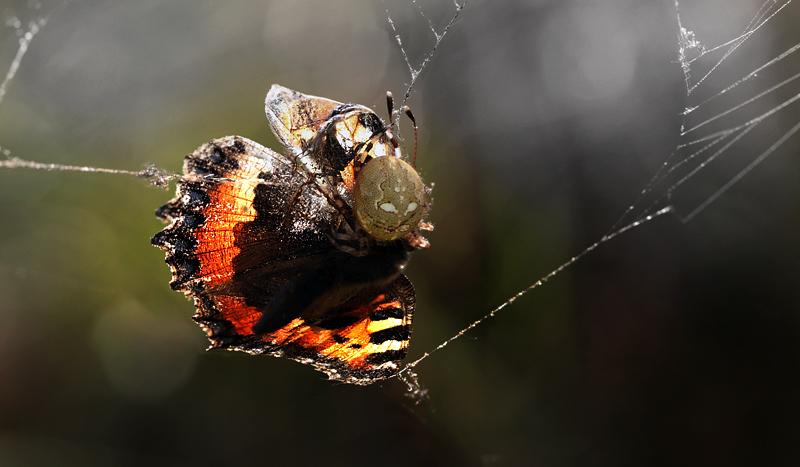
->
[336,130,354,149]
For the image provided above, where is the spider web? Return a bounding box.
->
[0,0,798,400]
[390,0,800,396]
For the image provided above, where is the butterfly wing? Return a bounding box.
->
[265,84,342,154]
[152,136,336,292]
[152,135,415,384]
[198,271,415,385]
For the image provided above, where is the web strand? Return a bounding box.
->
[0,154,176,188]
[0,17,45,107]
[681,0,792,95]
[680,118,800,222]
[683,42,800,118]
[400,0,800,382]
[399,206,675,376]
[384,0,466,107]
[614,0,799,231]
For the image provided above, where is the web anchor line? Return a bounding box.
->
[0,154,176,188]
[398,206,675,377]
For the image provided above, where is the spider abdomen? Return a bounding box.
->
[353,156,427,241]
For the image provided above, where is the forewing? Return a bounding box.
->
[153,135,338,288]
[152,136,338,339]
[265,84,342,153]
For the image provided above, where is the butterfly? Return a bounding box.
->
[151,85,432,384]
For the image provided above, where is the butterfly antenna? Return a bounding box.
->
[402,105,418,167]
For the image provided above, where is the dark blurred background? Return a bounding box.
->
[1,0,799,465]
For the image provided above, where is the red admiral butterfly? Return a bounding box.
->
[152,85,432,385]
